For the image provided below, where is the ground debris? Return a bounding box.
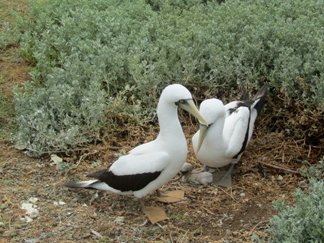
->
[0,127,322,241]
[143,206,168,224]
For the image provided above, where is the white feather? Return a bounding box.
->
[66,84,205,198]
[109,152,169,176]
[193,96,263,168]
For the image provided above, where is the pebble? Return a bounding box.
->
[114,216,124,224]
[21,203,39,219]
[54,200,66,206]
[28,197,39,203]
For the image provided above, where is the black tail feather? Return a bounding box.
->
[252,84,268,114]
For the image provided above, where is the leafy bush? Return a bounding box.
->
[2,0,323,154]
[299,156,324,180]
[269,178,324,242]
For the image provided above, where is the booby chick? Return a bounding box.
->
[65,84,208,198]
[192,84,268,187]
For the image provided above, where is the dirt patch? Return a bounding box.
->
[1,126,322,242]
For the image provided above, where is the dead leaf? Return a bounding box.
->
[143,206,168,224]
[155,190,185,203]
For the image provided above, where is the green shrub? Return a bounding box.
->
[2,0,323,154]
[269,178,324,242]
[299,156,324,180]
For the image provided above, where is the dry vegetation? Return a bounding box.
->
[1,123,322,241]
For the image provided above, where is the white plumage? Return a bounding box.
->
[65,84,208,198]
[192,84,268,186]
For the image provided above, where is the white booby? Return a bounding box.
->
[192,84,268,187]
[65,84,208,198]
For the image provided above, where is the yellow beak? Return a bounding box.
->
[196,123,208,152]
[178,99,208,153]
[178,99,208,126]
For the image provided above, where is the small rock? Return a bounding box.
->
[54,200,66,206]
[20,216,33,223]
[50,154,63,164]
[28,197,38,203]
[21,202,39,219]
[114,216,124,224]
[24,238,39,243]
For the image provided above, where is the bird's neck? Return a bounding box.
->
[156,100,185,142]
[208,116,226,143]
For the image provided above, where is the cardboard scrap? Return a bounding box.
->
[155,190,185,203]
[143,206,168,224]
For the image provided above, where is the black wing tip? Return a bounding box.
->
[252,83,269,114]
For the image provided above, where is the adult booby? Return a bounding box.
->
[192,84,268,187]
[65,84,208,198]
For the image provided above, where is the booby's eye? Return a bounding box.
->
[175,100,184,106]
[175,99,190,106]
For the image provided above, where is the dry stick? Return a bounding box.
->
[250,220,268,235]
[281,143,285,163]
[177,229,190,243]
[258,161,300,175]
[217,186,238,202]
[66,150,99,174]
[201,206,216,216]
[308,145,312,158]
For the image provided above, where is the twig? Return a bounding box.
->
[67,150,99,174]
[308,145,312,158]
[281,143,285,163]
[217,186,238,202]
[201,206,215,215]
[90,229,103,239]
[250,220,268,235]
[258,161,300,175]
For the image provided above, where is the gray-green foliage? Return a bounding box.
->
[269,178,324,242]
[2,0,323,154]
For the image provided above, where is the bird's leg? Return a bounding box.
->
[214,163,235,188]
